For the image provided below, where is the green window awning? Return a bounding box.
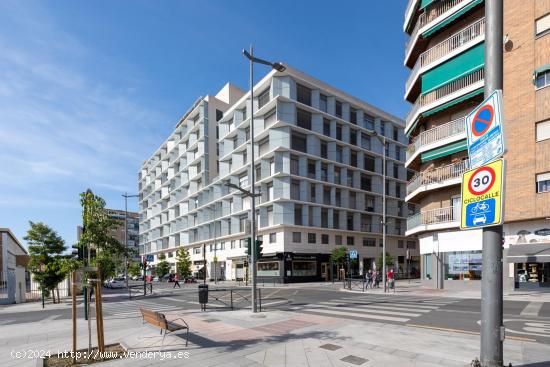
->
[420,0,435,9]
[534,64,550,77]
[422,0,484,38]
[421,139,468,162]
[421,43,485,94]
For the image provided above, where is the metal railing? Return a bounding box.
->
[406,0,472,57]
[406,18,486,92]
[407,117,466,159]
[407,160,469,195]
[407,205,460,231]
[406,68,484,126]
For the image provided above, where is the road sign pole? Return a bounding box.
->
[481,0,504,366]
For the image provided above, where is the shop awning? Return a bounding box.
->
[507,243,550,263]
[421,43,485,94]
[421,139,467,162]
[422,0,484,38]
[422,88,484,118]
[533,64,550,84]
[420,0,435,10]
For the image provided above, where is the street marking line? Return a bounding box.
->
[159,297,188,303]
[260,300,290,307]
[405,324,537,342]
[308,304,421,318]
[319,301,431,313]
[335,299,440,309]
[520,302,544,317]
[301,308,410,323]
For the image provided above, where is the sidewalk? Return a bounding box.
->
[2,304,549,366]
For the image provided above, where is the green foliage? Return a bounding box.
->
[128,261,142,277]
[24,222,69,303]
[375,252,394,272]
[175,248,192,278]
[330,246,348,265]
[155,253,171,278]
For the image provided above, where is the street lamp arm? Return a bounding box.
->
[242,49,286,72]
[225,183,261,197]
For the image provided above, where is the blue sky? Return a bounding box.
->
[0,0,409,248]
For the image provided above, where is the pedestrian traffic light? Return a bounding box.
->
[255,239,263,258]
[245,237,252,256]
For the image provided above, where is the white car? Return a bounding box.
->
[473,215,487,225]
[108,277,126,289]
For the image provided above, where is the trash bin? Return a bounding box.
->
[198,284,208,305]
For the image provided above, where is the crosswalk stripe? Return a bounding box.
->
[341,297,452,307]
[301,307,410,323]
[313,304,421,317]
[319,301,432,313]
[334,299,440,310]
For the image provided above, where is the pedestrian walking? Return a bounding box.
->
[173,273,181,288]
[366,270,373,289]
[387,268,395,290]
[374,270,380,288]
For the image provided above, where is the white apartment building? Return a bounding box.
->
[139,66,417,283]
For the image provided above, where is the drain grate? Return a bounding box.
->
[202,318,220,323]
[340,355,368,365]
[319,343,342,351]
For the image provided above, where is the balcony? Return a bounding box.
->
[404,0,420,33]
[405,0,482,66]
[405,18,486,101]
[406,116,467,166]
[406,160,468,202]
[406,68,484,135]
[406,206,460,236]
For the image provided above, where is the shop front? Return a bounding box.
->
[256,252,331,283]
[507,243,550,291]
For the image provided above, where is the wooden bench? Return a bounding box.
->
[140,308,189,346]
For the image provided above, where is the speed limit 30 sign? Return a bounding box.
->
[460,159,504,230]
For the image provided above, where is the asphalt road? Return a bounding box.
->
[3,282,550,344]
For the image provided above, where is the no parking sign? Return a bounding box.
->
[466,90,505,169]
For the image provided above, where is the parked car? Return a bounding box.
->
[109,277,126,289]
[153,276,160,282]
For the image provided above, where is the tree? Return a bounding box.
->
[25,222,71,304]
[330,246,348,280]
[175,248,192,278]
[78,189,127,281]
[375,252,394,273]
[155,253,171,278]
[128,261,142,277]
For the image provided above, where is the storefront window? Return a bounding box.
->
[423,254,432,280]
[257,261,280,277]
[444,251,482,280]
[292,261,316,276]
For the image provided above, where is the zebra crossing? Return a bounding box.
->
[294,295,460,324]
[100,299,185,318]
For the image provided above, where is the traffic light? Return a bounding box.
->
[255,239,263,258]
[245,237,252,256]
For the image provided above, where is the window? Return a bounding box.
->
[245,126,250,141]
[350,130,357,145]
[308,233,316,244]
[323,118,331,136]
[536,120,550,142]
[291,132,307,153]
[296,109,312,130]
[193,247,201,254]
[361,133,371,150]
[336,146,342,163]
[393,165,399,179]
[292,232,301,243]
[320,94,328,112]
[334,167,341,184]
[444,251,482,280]
[267,183,274,201]
[363,238,376,247]
[380,121,386,136]
[267,206,273,226]
[365,195,375,212]
[241,107,247,122]
[350,151,357,167]
[239,174,248,188]
[258,89,270,109]
[231,240,236,249]
[233,135,239,149]
[335,235,342,246]
[264,108,277,128]
[398,240,404,249]
[242,150,247,164]
[321,234,329,244]
[168,251,174,258]
[292,261,316,276]
[310,183,316,202]
[536,172,550,193]
[536,13,550,36]
[347,236,354,246]
[308,160,316,179]
[407,241,416,249]
[364,115,374,130]
[336,125,342,140]
[257,261,280,276]
[269,233,276,243]
[423,254,432,280]
[335,101,342,118]
[395,182,402,198]
[535,70,550,89]
[393,126,399,141]
[294,204,303,225]
[321,142,328,158]
[291,180,300,200]
[290,155,299,175]
[364,155,375,172]
[321,164,328,182]
[349,107,357,124]
[297,84,312,106]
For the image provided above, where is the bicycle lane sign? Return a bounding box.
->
[460,159,505,230]
[466,89,506,169]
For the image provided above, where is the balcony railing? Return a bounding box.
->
[406,18,486,93]
[407,206,460,231]
[407,160,469,195]
[407,117,466,160]
[406,68,484,127]
[406,0,471,58]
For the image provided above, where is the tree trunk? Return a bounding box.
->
[56,287,60,304]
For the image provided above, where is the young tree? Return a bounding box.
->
[25,222,70,304]
[155,253,171,278]
[128,261,142,278]
[175,248,192,278]
[376,252,394,273]
[330,246,348,280]
[78,189,127,281]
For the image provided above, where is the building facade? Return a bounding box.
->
[404,0,550,290]
[105,209,140,261]
[139,66,418,283]
[0,228,28,304]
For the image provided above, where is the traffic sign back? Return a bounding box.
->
[460,159,504,230]
[466,90,505,169]
[349,250,358,259]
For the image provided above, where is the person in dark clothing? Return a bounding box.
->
[173,274,181,288]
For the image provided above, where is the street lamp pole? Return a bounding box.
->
[242,45,285,313]
[122,193,139,288]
